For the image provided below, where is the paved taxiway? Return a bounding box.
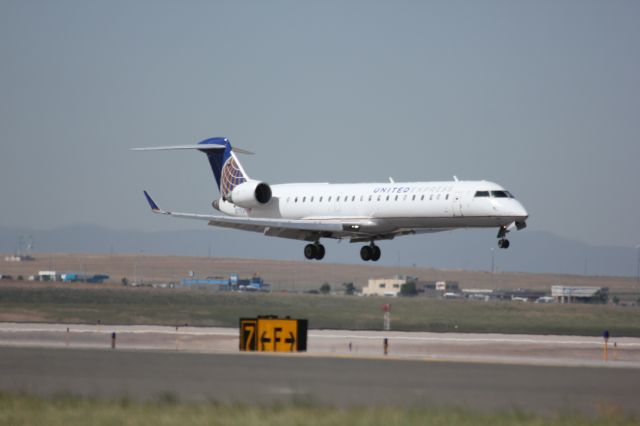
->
[1,346,639,415]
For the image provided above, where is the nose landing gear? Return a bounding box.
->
[497,226,510,249]
[360,243,381,261]
[304,243,325,260]
[498,238,510,249]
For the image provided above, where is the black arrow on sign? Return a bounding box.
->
[260,332,271,350]
[285,332,296,351]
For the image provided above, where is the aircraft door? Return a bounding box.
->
[452,192,464,217]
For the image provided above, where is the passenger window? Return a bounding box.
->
[474,191,490,197]
[421,195,425,201]
[377,195,381,201]
[429,195,433,200]
[302,197,306,202]
[360,195,364,201]
[294,197,298,203]
[386,195,390,201]
[310,196,314,202]
[345,196,348,202]
[319,196,323,202]
[337,196,340,202]
[369,195,372,201]
[445,194,449,200]
[412,195,416,201]
[395,195,398,201]
[328,196,332,202]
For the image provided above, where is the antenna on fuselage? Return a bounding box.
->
[389,177,395,183]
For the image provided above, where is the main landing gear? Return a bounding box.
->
[360,243,381,262]
[304,242,381,262]
[497,226,510,249]
[304,243,325,260]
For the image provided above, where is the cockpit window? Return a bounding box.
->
[491,191,509,198]
[474,191,490,197]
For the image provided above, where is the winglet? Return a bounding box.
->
[143,190,160,212]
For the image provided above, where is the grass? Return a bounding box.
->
[0,392,637,426]
[1,286,639,336]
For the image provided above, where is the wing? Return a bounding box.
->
[142,191,378,242]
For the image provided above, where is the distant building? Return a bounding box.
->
[181,274,269,291]
[6,236,34,262]
[4,255,34,262]
[182,276,232,289]
[36,271,108,283]
[362,275,416,297]
[61,273,109,284]
[460,288,547,302]
[417,281,460,298]
[551,286,608,304]
[462,288,495,301]
[38,271,60,281]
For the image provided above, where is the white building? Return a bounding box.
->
[362,276,413,297]
[551,286,608,303]
[38,271,60,281]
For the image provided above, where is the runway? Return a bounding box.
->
[2,323,639,415]
[1,346,639,415]
[1,322,639,368]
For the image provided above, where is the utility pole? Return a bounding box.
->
[584,258,588,276]
[491,248,495,274]
[636,245,640,295]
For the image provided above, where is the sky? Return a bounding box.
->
[1,1,639,249]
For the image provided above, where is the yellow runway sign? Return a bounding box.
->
[240,316,307,352]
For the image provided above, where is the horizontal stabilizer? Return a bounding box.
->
[132,145,254,155]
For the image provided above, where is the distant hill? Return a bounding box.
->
[0,225,637,277]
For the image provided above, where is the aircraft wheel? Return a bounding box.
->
[371,245,381,261]
[315,244,325,260]
[498,239,510,249]
[360,245,372,261]
[304,244,317,260]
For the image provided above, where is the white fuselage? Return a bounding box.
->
[136,139,529,260]
[217,180,528,236]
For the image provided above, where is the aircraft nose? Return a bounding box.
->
[513,201,528,220]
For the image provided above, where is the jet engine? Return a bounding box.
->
[229,180,272,208]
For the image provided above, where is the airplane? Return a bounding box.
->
[134,137,528,262]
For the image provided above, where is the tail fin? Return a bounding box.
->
[132,137,253,199]
[197,137,251,198]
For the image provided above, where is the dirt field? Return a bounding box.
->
[1,252,638,293]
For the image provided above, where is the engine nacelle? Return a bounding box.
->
[229,180,272,208]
